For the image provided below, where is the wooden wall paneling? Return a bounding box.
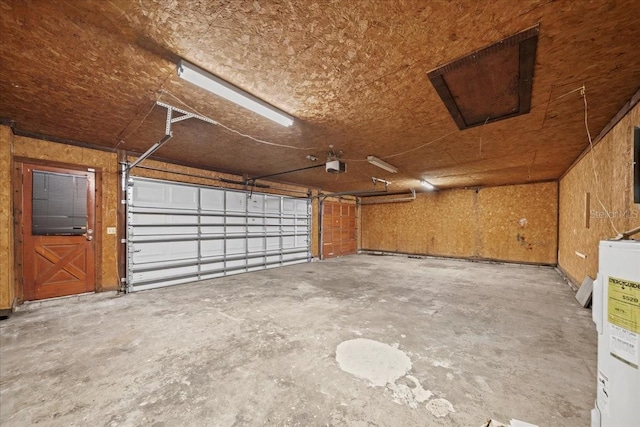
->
[361,189,476,258]
[477,182,558,264]
[558,103,640,286]
[361,183,558,264]
[0,126,15,311]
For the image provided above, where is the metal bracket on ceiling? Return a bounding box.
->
[156,101,218,136]
[372,177,390,191]
[127,101,218,172]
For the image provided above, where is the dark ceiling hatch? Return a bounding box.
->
[428,25,539,130]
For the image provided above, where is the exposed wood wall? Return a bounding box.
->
[0,126,15,310]
[361,182,558,264]
[558,103,640,286]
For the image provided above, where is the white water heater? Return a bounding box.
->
[591,240,640,427]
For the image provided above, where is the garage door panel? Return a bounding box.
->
[132,212,199,225]
[266,237,280,250]
[225,191,245,212]
[127,178,311,291]
[226,216,246,224]
[283,198,296,213]
[132,240,198,264]
[201,215,224,224]
[132,265,199,283]
[226,239,246,255]
[248,194,265,212]
[247,256,266,269]
[132,226,200,237]
[199,260,225,273]
[248,237,265,253]
[132,180,199,209]
[201,239,224,257]
[248,216,265,226]
[265,196,281,212]
[200,188,225,211]
[200,225,225,235]
[282,236,296,249]
[295,235,309,247]
[226,258,246,269]
[283,254,306,263]
[295,199,308,214]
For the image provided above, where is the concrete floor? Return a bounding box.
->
[0,255,596,426]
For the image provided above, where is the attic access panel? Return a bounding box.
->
[428,25,539,130]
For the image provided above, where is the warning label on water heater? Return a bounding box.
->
[608,276,640,333]
[608,276,640,366]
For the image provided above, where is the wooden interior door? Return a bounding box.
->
[22,164,96,300]
[322,201,357,259]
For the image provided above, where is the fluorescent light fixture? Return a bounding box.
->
[421,180,435,190]
[367,155,398,173]
[177,59,294,127]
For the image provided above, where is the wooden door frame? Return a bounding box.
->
[13,158,103,303]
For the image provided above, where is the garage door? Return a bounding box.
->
[126,177,311,292]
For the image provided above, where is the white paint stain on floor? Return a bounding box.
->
[335,338,411,387]
[387,374,432,408]
[426,398,455,417]
[335,338,455,417]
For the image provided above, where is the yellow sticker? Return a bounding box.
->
[608,276,640,333]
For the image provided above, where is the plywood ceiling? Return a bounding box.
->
[1,0,639,193]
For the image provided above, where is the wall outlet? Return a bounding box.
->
[107,227,116,235]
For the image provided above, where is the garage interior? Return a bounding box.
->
[0,1,639,426]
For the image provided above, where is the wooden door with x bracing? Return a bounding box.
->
[21,164,96,300]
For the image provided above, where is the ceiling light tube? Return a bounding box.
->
[367,155,398,173]
[177,59,294,127]
[421,180,435,190]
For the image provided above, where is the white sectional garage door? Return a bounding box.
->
[126,177,311,292]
